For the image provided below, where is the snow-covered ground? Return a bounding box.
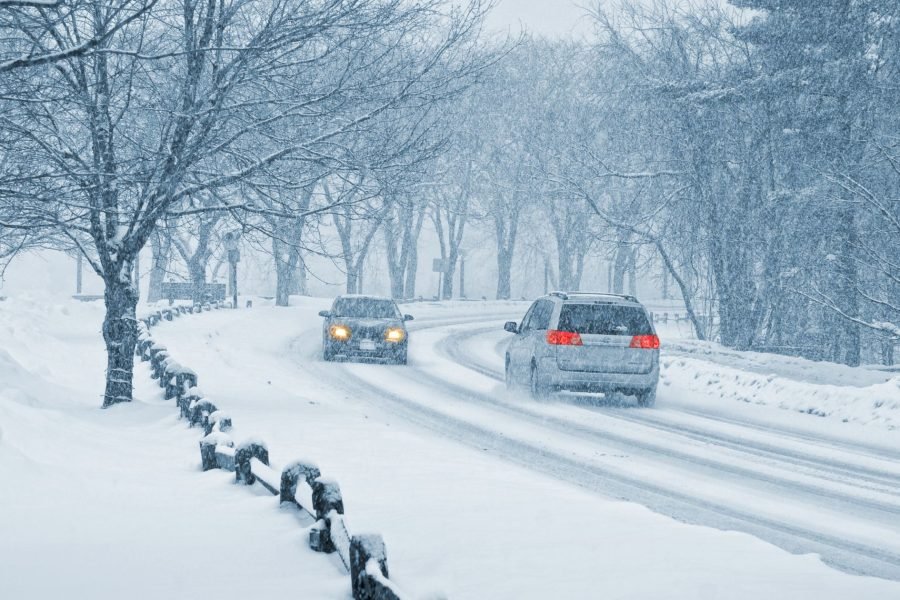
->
[0,296,347,599]
[138,297,900,598]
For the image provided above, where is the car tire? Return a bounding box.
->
[505,356,514,390]
[636,388,656,408]
[323,345,335,362]
[529,362,550,401]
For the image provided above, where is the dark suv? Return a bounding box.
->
[319,295,413,364]
[503,292,660,406]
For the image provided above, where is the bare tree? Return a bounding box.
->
[0,0,496,407]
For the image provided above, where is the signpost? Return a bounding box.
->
[223,231,242,309]
[458,250,466,299]
[432,258,450,300]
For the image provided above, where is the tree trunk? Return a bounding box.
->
[661,264,670,300]
[612,242,628,294]
[627,248,637,297]
[102,275,139,408]
[655,240,706,341]
[189,260,206,305]
[403,207,426,299]
[347,269,359,294]
[273,233,302,307]
[836,203,861,366]
[294,258,308,296]
[496,248,513,300]
[442,254,456,300]
[147,232,170,303]
[384,224,405,299]
[275,253,293,306]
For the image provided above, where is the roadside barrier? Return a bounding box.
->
[136,302,407,600]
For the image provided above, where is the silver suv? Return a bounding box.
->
[503,292,660,406]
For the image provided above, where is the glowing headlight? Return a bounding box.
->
[330,325,351,341]
[385,328,405,343]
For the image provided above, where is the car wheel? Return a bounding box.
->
[505,356,514,389]
[636,388,656,408]
[323,345,335,362]
[529,362,549,400]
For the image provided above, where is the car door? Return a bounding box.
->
[508,302,537,379]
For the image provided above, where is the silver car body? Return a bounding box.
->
[505,292,659,403]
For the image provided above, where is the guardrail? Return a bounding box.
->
[136,301,409,600]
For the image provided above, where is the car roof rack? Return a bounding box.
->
[549,291,640,303]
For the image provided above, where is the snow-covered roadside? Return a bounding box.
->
[0,296,347,599]
[656,331,900,430]
[153,298,900,599]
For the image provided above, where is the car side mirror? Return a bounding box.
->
[504,321,518,334]
[318,310,331,318]
[403,314,414,322]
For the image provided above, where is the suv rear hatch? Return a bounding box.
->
[554,303,656,374]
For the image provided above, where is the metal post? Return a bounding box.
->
[459,253,466,299]
[543,261,549,295]
[76,253,83,294]
[223,230,242,309]
[229,260,237,309]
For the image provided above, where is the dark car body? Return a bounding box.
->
[319,295,413,364]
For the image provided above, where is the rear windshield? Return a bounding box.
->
[332,298,400,319]
[557,304,652,335]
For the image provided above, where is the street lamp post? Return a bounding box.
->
[223,231,241,308]
[459,250,466,300]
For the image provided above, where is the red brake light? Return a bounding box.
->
[630,334,660,349]
[546,330,583,346]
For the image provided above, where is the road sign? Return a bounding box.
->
[432,258,450,273]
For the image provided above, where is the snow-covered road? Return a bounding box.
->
[421,322,900,578]
[153,299,900,598]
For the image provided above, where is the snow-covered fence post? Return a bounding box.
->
[350,535,402,600]
[137,336,154,360]
[204,411,232,435]
[176,369,197,397]
[163,361,183,399]
[235,441,269,485]
[179,387,202,419]
[149,346,169,380]
[280,461,321,505]
[189,399,218,429]
[310,478,345,553]
[200,432,234,471]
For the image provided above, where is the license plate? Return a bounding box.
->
[359,340,377,351]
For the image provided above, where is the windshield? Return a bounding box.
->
[557,304,652,336]
[332,298,401,319]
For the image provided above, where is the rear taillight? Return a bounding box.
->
[546,330,583,346]
[630,334,660,349]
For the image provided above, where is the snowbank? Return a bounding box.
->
[0,296,346,599]
[659,332,900,430]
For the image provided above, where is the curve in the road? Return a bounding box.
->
[317,318,900,580]
[445,324,900,484]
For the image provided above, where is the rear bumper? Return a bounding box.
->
[538,356,659,393]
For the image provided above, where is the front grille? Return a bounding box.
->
[355,326,382,340]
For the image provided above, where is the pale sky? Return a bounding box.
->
[484,0,592,38]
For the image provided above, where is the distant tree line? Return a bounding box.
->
[1,0,897,414]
